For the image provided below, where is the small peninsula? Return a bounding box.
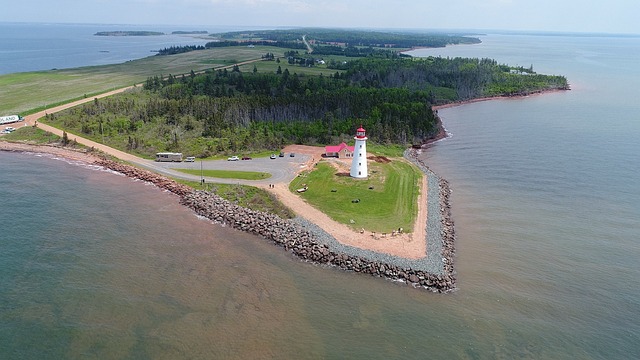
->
[1,28,569,293]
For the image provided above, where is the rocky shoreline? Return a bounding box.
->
[93,153,457,293]
[93,158,194,197]
[1,143,457,292]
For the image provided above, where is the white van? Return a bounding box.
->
[155,152,183,162]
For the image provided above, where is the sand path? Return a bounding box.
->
[267,144,428,259]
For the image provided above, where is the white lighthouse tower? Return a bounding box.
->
[350,125,368,178]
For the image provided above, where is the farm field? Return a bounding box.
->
[0,45,333,116]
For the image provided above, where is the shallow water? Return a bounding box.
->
[1,33,639,359]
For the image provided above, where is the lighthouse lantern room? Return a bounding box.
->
[350,125,368,178]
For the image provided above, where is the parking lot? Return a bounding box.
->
[152,152,311,185]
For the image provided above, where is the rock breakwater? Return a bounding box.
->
[93,155,457,293]
[180,190,455,292]
[93,158,193,197]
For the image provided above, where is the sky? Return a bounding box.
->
[3,0,640,35]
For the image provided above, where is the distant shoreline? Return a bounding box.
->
[94,31,164,36]
[432,88,568,111]
[417,88,570,147]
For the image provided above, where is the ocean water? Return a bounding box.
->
[0,22,243,75]
[1,32,640,359]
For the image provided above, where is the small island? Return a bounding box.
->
[95,31,164,36]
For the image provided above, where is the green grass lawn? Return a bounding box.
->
[365,143,407,158]
[240,59,343,77]
[175,168,271,180]
[289,159,422,233]
[173,178,294,219]
[193,150,279,161]
[1,125,61,144]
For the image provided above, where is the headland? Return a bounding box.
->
[0,139,457,292]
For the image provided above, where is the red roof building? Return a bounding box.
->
[324,142,354,158]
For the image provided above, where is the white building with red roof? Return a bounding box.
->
[324,142,354,159]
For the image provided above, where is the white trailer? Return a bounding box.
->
[0,115,24,125]
[155,152,183,162]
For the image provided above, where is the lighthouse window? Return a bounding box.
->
[359,171,361,175]
[359,163,361,166]
[359,145,362,149]
[359,153,362,157]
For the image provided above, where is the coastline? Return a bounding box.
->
[0,141,101,163]
[0,140,457,292]
[432,88,569,111]
[415,87,570,147]
[0,87,571,293]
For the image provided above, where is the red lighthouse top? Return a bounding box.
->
[355,125,367,139]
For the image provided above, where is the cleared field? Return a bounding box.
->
[0,45,295,116]
[289,159,422,233]
[239,54,351,77]
[0,125,61,144]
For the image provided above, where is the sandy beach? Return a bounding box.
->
[0,141,102,163]
[432,88,568,111]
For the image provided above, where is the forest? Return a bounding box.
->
[46,54,568,159]
[158,28,480,57]
[214,28,482,48]
[158,40,398,58]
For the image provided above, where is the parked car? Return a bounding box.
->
[269,154,277,159]
[289,153,295,157]
[241,156,252,160]
[227,156,239,161]
[185,156,195,162]
[279,152,285,157]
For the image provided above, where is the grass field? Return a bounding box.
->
[238,54,350,77]
[289,159,422,233]
[173,178,294,219]
[1,45,341,116]
[1,125,61,144]
[175,168,271,180]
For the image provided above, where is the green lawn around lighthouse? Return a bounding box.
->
[289,158,422,233]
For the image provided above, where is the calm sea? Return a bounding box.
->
[0,22,247,75]
[1,30,640,359]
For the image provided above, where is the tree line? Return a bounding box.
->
[215,28,481,48]
[46,56,567,158]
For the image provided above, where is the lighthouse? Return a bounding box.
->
[350,125,368,178]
